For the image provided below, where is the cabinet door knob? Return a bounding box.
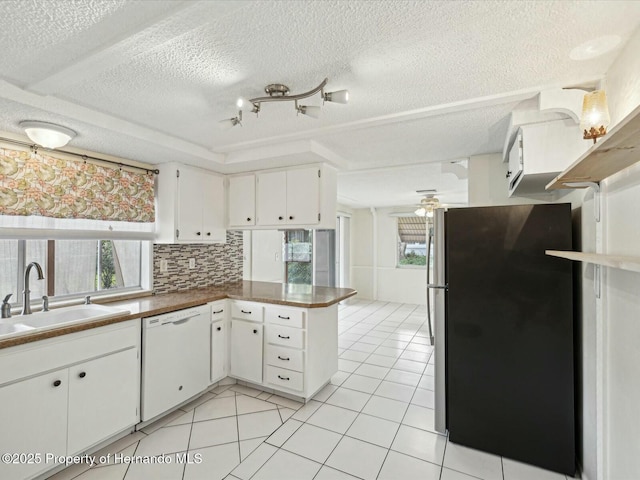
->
[196,231,201,236]
[277,356,290,361]
[216,326,222,331]
[289,216,294,220]
[253,329,258,334]
[78,372,86,379]
[506,171,512,179]
[278,334,290,339]
[278,216,283,221]
[247,217,251,222]
[53,380,62,387]
[206,232,211,236]
[277,375,290,381]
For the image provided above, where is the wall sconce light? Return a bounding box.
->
[220,78,348,128]
[580,90,610,144]
[20,121,76,149]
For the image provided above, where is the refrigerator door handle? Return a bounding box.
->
[427,284,448,290]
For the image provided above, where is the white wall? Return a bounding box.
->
[242,230,284,283]
[595,26,640,480]
[350,207,426,304]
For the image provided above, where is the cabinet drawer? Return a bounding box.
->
[210,301,226,321]
[267,325,305,349]
[266,346,304,372]
[231,301,263,322]
[266,366,303,392]
[265,307,305,329]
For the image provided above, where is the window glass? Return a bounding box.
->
[1,239,145,307]
[397,216,427,267]
[284,230,312,284]
[0,240,19,303]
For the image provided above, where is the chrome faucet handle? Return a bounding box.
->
[1,294,12,319]
[42,296,49,312]
[84,295,91,305]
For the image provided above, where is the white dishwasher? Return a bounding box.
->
[141,304,210,421]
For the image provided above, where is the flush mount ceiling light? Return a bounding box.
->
[20,121,76,149]
[220,78,348,127]
[580,90,610,143]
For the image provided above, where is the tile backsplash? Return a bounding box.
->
[153,231,243,294]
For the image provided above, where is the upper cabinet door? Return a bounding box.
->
[286,167,320,225]
[202,173,226,242]
[177,167,205,241]
[228,174,256,227]
[256,170,287,226]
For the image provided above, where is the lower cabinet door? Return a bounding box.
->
[67,348,139,454]
[211,320,227,382]
[0,369,68,480]
[230,320,263,384]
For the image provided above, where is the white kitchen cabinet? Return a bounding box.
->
[240,164,336,229]
[256,166,319,227]
[256,170,287,226]
[230,320,263,384]
[67,348,139,454]
[507,119,589,196]
[0,369,68,480]
[211,319,227,382]
[0,320,140,480]
[156,163,226,243]
[286,166,321,225]
[228,174,256,227]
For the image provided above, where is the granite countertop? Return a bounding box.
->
[0,281,357,349]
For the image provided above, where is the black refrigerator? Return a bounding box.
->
[429,203,575,475]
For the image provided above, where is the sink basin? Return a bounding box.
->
[0,322,34,337]
[1,304,130,340]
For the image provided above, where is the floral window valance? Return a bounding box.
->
[0,146,155,223]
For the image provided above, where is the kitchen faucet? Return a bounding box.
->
[21,262,44,315]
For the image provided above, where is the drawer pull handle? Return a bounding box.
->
[278,375,290,381]
[213,309,224,314]
[216,326,222,331]
[253,329,258,334]
[278,315,290,320]
[277,356,290,361]
[78,372,86,379]
[278,335,290,339]
[53,380,62,387]
[241,310,252,314]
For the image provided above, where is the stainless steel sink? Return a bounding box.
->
[0,304,131,340]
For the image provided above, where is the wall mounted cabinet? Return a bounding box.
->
[507,119,589,196]
[156,163,226,243]
[228,174,256,227]
[228,164,337,230]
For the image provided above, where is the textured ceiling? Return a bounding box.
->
[1,0,639,207]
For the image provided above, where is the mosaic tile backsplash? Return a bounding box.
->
[153,231,243,294]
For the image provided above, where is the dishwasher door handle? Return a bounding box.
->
[164,314,200,326]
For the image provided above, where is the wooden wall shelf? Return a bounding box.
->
[546,103,640,190]
[546,250,640,273]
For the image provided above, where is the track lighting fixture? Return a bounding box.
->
[220,77,348,128]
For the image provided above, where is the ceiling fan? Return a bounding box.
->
[414,190,465,217]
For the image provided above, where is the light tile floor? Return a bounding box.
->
[48,299,574,480]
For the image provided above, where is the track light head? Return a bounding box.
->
[236,97,259,114]
[297,105,321,119]
[218,111,243,130]
[323,89,349,104]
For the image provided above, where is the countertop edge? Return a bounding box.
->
[0,286,357,350]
